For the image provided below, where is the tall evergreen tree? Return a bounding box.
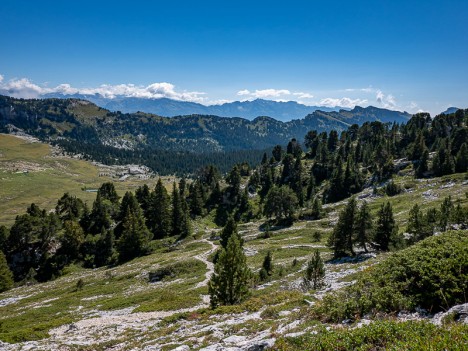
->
[117,204,151,262]
[55,192,85,221]
[220,217,242,249]
[455,143,468,173]
[208,234,251,308]
[150,179,171,239]
[329,197,357,257]
[354,201,373,252]
[0,251,13,292]
[415,149,429,178]
[171,183,191,238]
[374,202,401,251]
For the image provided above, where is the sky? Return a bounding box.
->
[1,0,467,115]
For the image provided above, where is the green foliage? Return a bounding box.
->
[264,185,298,221]
[384,180,402,196]
[209,234,252,308]
[261,251,273,277]
[314,230,468,321]
[329,197,357,257]
[302,249,325,290]
[0,251,14,292]
[150,178,171,239]
[275,320,468,351]
[117,195,151,262]
[374,201,402,251]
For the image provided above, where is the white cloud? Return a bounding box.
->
[319,97,368,108]
[0,76,206,102]
[0,74,4,83]
[293,92,314,99]
[237,89,251,96]
[251,89,291,98]
[375,89,397,109]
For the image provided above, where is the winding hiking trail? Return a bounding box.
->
[194,239,217,289]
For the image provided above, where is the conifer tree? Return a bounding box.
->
[455,143,468,173]
[150,179,171,239]
[439,196,454,231]
[208,234,251,308]
[354,201,373,252]
[406,204,429,243]
[171,182,191,238]
[272,145,283,162]
[60,220,85,262]
[415,149,429,178]
[302,249,325,290]
[87,193,113,235]
[374,202,401,251]
[55,192,85,221]
[135,184,152,219]
[95,228,116,266]
[189,181,205,217]
[0,251,13,292]
[306,172,316,201]
[262,251,273,276]
[0,225,8,254]
[220,217,242,249]
[117,201,151,262]
[310,197,323,220]
[329,197,357,257]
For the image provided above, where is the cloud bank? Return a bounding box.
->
[0,75,412,111]
[0,77,206,102]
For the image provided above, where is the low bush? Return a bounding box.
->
[274,320,468,351]
[312,230,468,322]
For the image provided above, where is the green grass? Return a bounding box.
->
[0,134,166,226]
[274,320,468,351]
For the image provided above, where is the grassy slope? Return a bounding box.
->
[0,134,171,226]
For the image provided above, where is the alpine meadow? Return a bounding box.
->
[1,1,467,350]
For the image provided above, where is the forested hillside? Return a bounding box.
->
[0,95,410,174]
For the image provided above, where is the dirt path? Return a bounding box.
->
[194,239,217,289]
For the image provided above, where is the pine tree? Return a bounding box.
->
[95,228,116,266]
[60,220,85,262]
[55,192,85,221]
[117,203,151,262]
[415,149,429,178]
[439,196,454,231]
[171,182,191,238]
[354,202,373,252]
[455,143,468,173]
[262,251,273,276]
[406,204,429,243]
[88,193,112,234]
[0,251,14,292]
[150,179,171,239]
[220,217,242,249]
[302,249,325,290]
[374,202,401,251]
[208,234,251,308]
[306,172,316,201]
[329,197,357,257]
[135,184,152,219]
[310,197,323,220]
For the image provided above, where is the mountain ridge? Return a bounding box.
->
[42,94,342,121]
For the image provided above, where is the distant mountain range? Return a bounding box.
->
[43,94,341,121]
[0,95,412,153]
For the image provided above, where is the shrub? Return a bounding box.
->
[313,230,468,321]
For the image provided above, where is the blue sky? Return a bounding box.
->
[1,0,467,114]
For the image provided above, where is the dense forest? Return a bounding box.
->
[1,109,467,295]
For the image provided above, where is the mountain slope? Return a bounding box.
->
[44,94,341,121]
[0,95,411,173]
